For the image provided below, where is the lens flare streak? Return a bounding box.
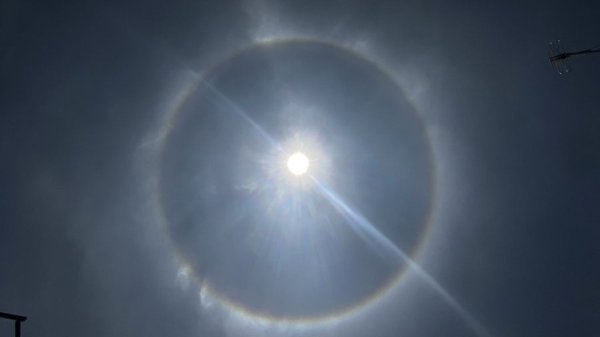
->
[310,176,494,337]
[201,75,492,337]
[201,80,284,153]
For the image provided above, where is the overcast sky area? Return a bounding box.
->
[1,1,599,337]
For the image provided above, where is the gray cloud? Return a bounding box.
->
[1,1,599,337]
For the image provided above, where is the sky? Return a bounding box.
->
[1,1,599,337]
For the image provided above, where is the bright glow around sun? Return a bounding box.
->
[287,152,309,176]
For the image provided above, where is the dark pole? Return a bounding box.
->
[0,312,27,337]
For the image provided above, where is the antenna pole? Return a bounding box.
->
[568,49,600,57]
[549,41,600,73]
[15,320,21,337]
[0,312,27,337]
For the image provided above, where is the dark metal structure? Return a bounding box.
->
[549,40,600,74]
[0,312,27,337]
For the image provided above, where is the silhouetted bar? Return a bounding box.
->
[15,321,21,337]
[0,312,27,337]
[0,312,27,322]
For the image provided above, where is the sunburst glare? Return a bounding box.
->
[287,152,310,176]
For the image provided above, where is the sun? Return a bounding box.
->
[287,152,310,176]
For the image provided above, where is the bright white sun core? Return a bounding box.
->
[287,152,310,176]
